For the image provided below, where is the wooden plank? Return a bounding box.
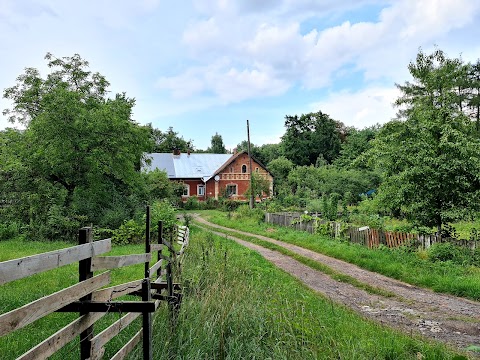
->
[56,301,156,313]
[18,312,104,360]
[150,244,163,251]
[91,253,151,270]
[0,239,111,285]
[149,259,163,276]
[93,279,143,301]
[159,254,173,263]
[0,272,110,337]
[162,238,175,252]
[91,312,140,356]
[110,329,142,360]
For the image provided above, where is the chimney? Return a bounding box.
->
[173,148,181,156]
[233,147,237,154]
[187,149,191,156]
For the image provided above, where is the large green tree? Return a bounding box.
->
[281,111,343,166]
[149,125,193,153]
[207,132,227,153]
[373,49,480,233]
[2,53,152,239]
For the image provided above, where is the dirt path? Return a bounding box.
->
[194,215,480,356]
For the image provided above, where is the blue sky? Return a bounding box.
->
[1,0,480,150]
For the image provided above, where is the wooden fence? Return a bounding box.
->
[265,212,479,250]
[0,205,190,360]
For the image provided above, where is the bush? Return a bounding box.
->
[235,205,264,223]
[0,221,23,241]
[427,243,470,265]
[184,196,200,210]
[112,219,144,245]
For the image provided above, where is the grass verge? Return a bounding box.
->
[140,227,461,359]
[198,210,480,301]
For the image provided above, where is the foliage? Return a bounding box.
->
[1,53,151,240]
[184,196,200,210]
[372,48,480,232]
[282,111,344,166]
[244,172,271,199]
[111,219,144,245]
[321,193,340,221]
[334,125,379,169]
[206,132,227,153]
[148,125,193,153]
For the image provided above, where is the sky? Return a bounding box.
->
[1,0,480,150]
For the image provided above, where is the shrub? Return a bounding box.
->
[427,243,470,265]
[184,196,200,210]
[112,219,144,245]
[0,221,23,241]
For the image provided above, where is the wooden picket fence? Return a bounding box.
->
[0,206,190,360]
[265,212,479,250]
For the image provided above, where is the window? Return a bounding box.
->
[182,184,190,197]
[197,185,205,196]
[230,166,234,173]
[241,164,247,173]
[226,184,237,197]
[255,167,259,172]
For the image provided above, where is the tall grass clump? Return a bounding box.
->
[144,227,459,360]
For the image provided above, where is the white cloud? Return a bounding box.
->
[159,0,480,108]
[310,86,401,128]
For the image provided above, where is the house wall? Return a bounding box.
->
[208,154,273,201]
[177,153,274,202]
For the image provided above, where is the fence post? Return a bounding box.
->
[143,206,152,360]
[157,221,163,280]
[79,227,93,360]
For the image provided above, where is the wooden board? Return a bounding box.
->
[149,259,163,276]
[17,312,104,360]
[0,239,111,285]
[110,329,142,360]
[93,279,143,301]
[0,272,110,337]
[91,312,140,356]
[91,253,151,270]
[150,244,163,251]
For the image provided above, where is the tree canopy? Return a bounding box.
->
[282,111,343,166]
[372,49,480,232]
[1,53,155,239]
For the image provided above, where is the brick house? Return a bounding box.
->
[145,150,273,201]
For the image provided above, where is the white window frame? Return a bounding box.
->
[197,184,205,196]
[183,184,190,197]
[226,184,237,197]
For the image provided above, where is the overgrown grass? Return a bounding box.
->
[199,210,480,301]
[195,223,396,298]
[0,239,147,359]
[132,227,461,359]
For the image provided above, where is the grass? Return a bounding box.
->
[128,227,462,359]
[195,222,396,298]
[198,210,480,301]
[0,238,148,360]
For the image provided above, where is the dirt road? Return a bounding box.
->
[194,215,480,356]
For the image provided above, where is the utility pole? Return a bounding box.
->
[247,120,255,209]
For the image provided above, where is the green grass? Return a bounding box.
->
[195,222,396,298]
[0,238,149,359]
[126,227,462,359]
[198,210,480,301]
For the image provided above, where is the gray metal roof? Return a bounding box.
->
[144,153,232,180]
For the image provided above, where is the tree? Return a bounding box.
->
[245,172,271,199]
[334,125,379,169]
[267,156,294,195]
[372,49,480,233]
[2,53,152,239]
[207,132,227,153]
[149,125,193,153]
[281,111,342,166]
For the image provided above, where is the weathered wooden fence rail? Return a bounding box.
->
[0,206,190,360]
[265,212,479,250]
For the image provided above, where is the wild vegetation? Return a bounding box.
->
[200,208,480,301]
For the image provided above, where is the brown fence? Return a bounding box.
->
[0,206,190,360]
[265,212,479,250]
